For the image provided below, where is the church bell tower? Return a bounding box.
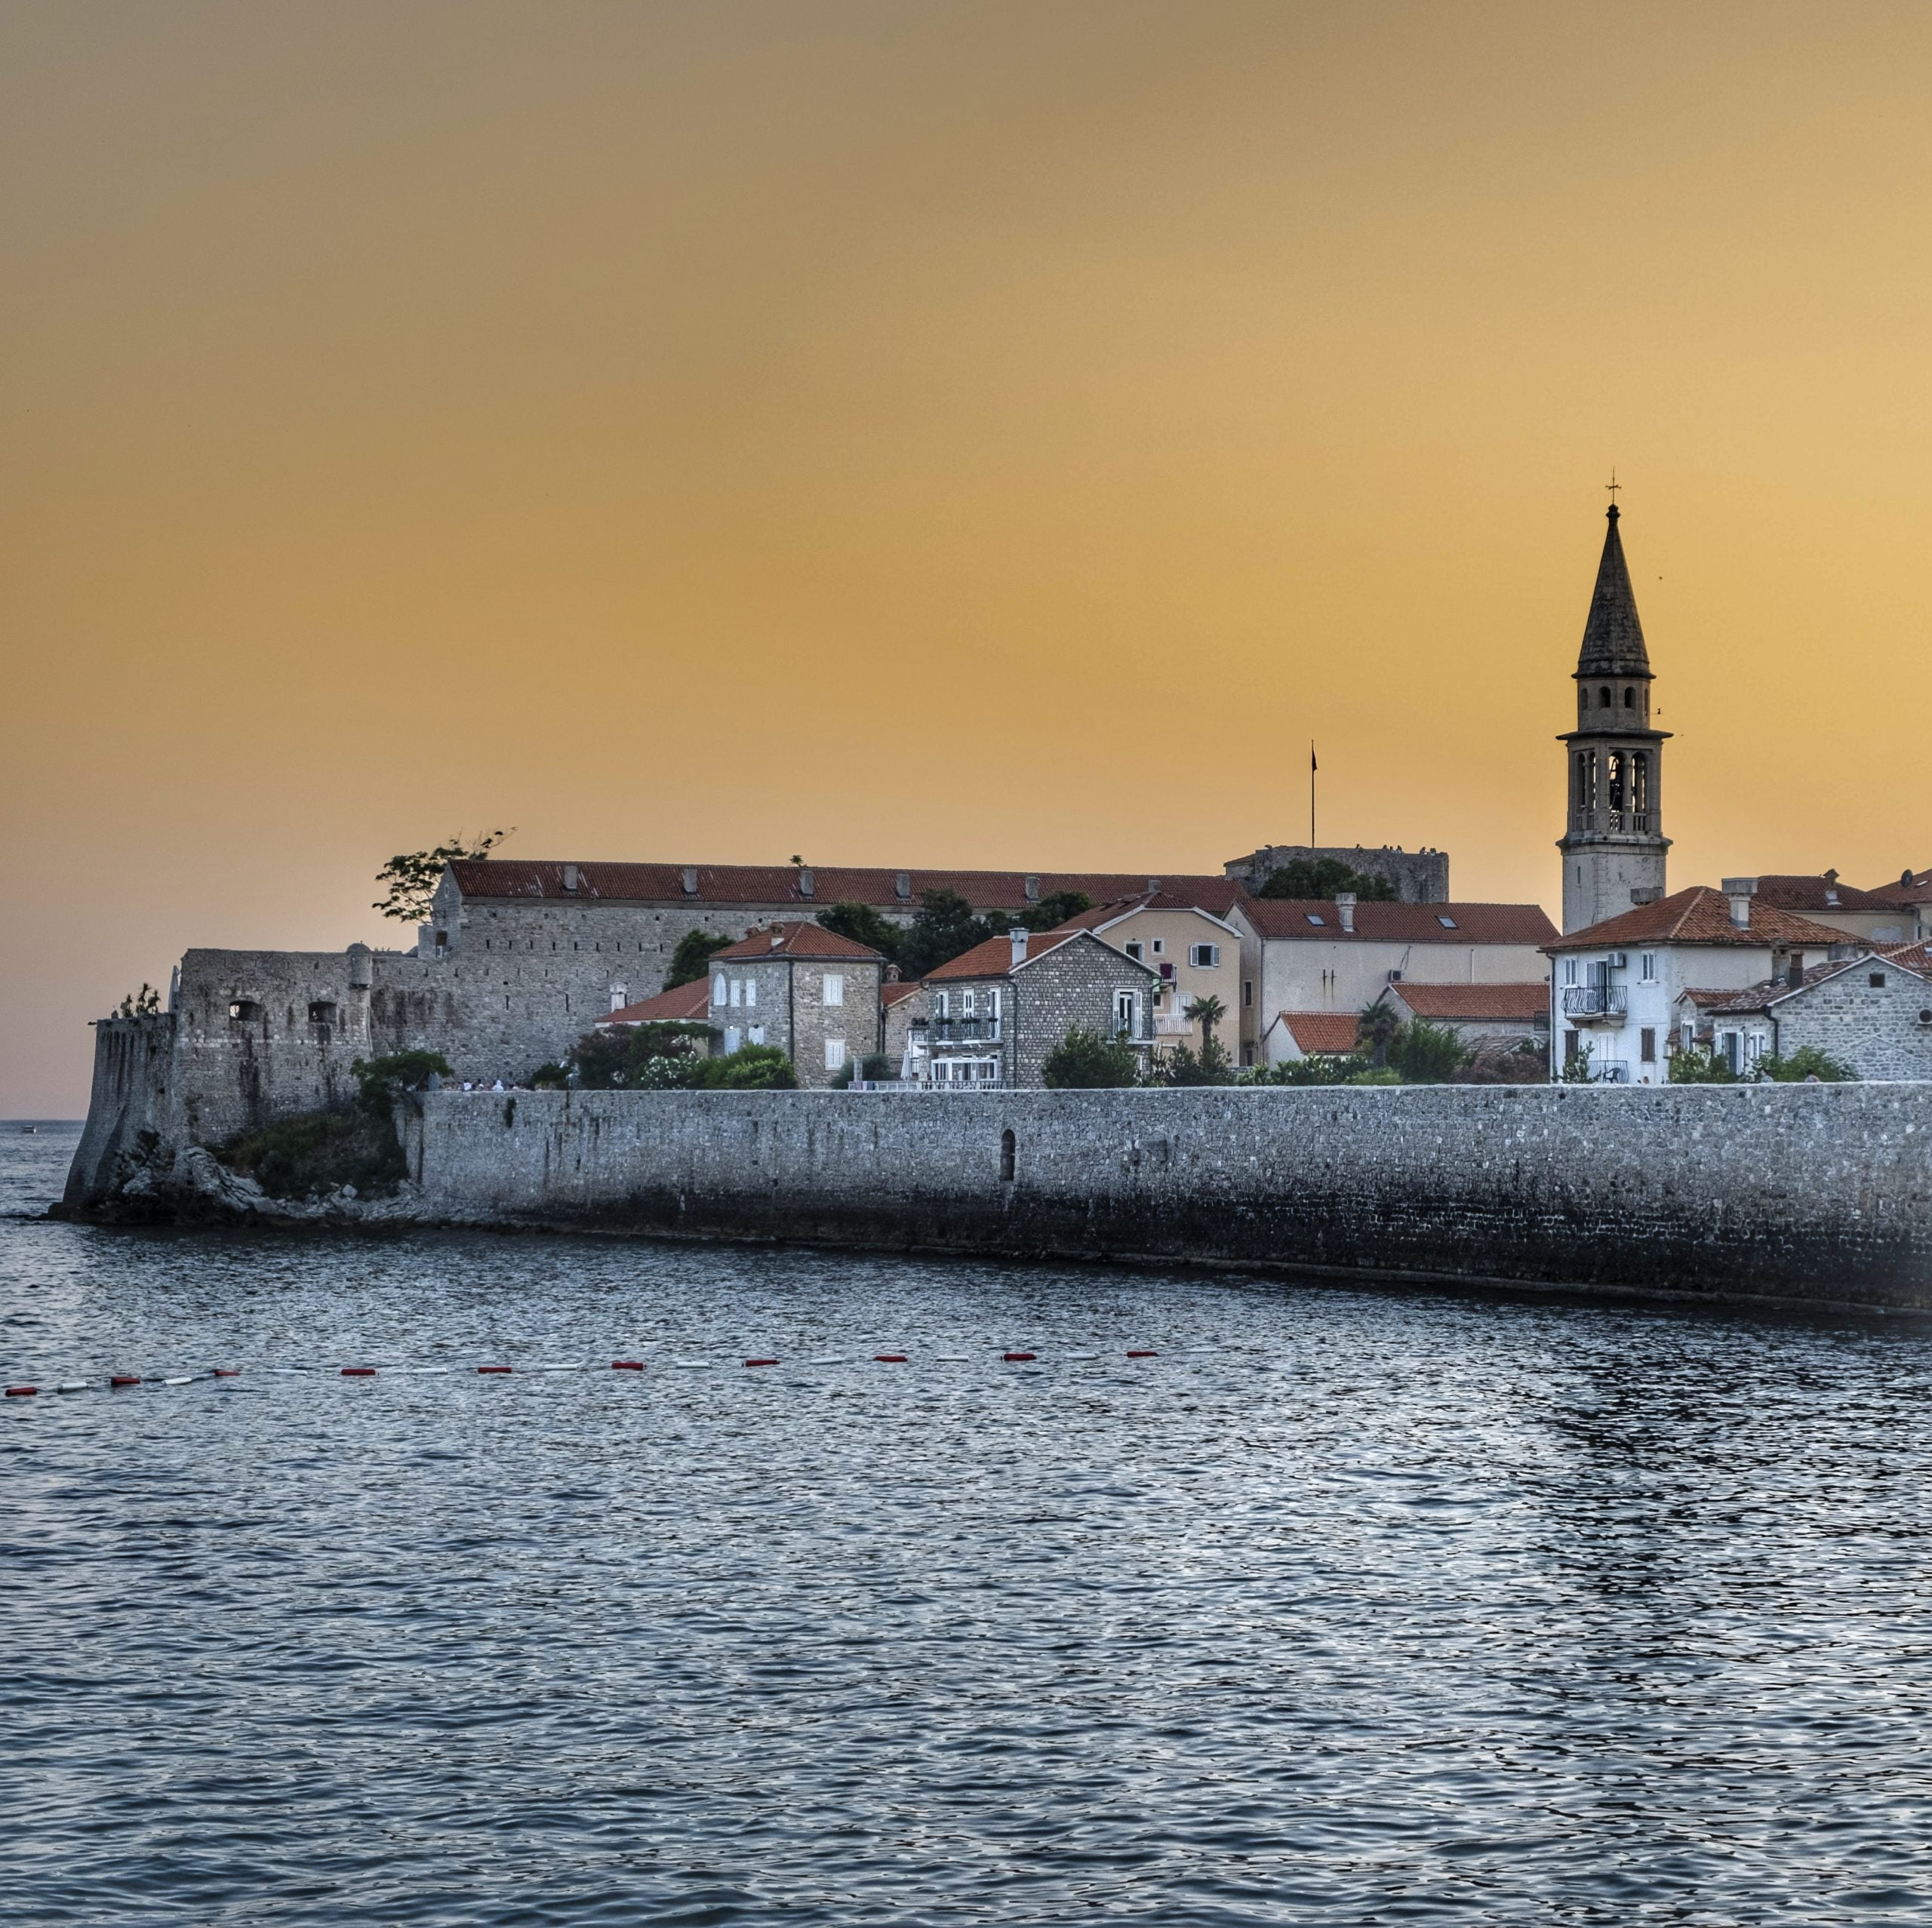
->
[1558,498,1670,932]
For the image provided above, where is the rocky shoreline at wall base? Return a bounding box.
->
[57,1084,1932,1314]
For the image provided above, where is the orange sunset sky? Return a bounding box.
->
[6,2,1932,1113]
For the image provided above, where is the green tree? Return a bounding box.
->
[664,929,734,991]
[372,829,512,922]
[115,983,162,1017]
[1184,993,1227,1054]
[1388,1016,1472,1084]
[1041,1025,1142,1088]
[1240,1052,1366,1085]
[897,888,990,979]
[351,1050,454,1119]
[1355,999,1405,1068]
[1665,1042,1734,1084]
[1558,1035,1599,1083]
[1754,1044,1855,1083]
[1158,1036,1236,1085]
[702,1044,798,1090]
[818,902,905,967]
[1254,856,1397,902]
[571,1021,715,1089]
[1019,890,1092,931]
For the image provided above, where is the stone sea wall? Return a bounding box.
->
[397,1083,1932,1311]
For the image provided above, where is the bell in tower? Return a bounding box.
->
[1558,495,1671,933]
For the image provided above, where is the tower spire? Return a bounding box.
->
[1576,499,1650,680]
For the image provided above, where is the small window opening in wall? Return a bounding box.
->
[307,1001,337,1025]
[1624,687,1635,708]
[1598,685,1612,708]
[1000,1127,1016,1182]
[1870,972,1887,988]
[228,1001,261,1023]
[435,930,448,949]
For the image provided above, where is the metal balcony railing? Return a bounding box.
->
[924,1017,1002,1044]
[1561,986,1627,1019]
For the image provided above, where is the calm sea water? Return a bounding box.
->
[5,1122,1931,1925]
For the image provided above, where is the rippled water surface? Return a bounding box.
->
[5,1124,1932,1924]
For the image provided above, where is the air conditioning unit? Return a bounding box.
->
[1386,969,1402,983]
[1605,952,1627,969]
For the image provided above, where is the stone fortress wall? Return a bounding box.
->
[1223,844,1450,903]
[398,1081,1932,1311]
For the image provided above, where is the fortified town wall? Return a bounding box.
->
[391,1083,1932,1312]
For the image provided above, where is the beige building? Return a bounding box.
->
[1233,896,1557,1067]
[707,922,885,1087]
[1051,893,1245,1062]
[1739,874,1918,946]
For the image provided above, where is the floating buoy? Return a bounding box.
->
[341,1367,376,1377]
[1002,1351,1037,1363]
[612,1360,644,1370]
[743,1358,779,1367]
[213,1369,242,1378]
[110,1376,141,1388]
[55,1381,92,1393]
[874,1354,908,1364]
[5,1385,35,1398]
[477,1365,512,1375]
[1126,1349,1158,1358]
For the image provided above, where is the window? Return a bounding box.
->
[1564,958,1577,986]
[749,1025,765,1046]
[989,989,1001,1021]
[608,985,628,1013]
[1114,990,1138,1035]
[228,1000,261,1023]
[1305,913,1325,927]
[307,1001,337,1026]
[1242,979,1254,1008]
[1436,915,1457,929]
[1151,939,1164,956]
[724,1026,741,1053]
[743,978,757,1008]
[1640,954,1657,982]
[937,992,950,1018]
[1189,942,1220,969]
[713,973,727,1006]
[1640,1028,1656,1062]
[435,930,448,949]
[1124,940,1143,961]
[1718,1032,1739,1072]
[825,1038,846,1071]
[962,988,976,1016]
[1598,685,1612,708]
[728,978,742,1007]
[976,1060,998,1081]
[1000,1129,1016,1182]
[823,973,844,1007]
[1624,687,1635,708]
[1870,973,1887,988]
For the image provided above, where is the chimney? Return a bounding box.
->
[1009,927,1029,968]
[1786,954,1804,989]
[1024,875,1040,903]
[1146,878,1161,894]
[769,927,784,951]
[798,867,814,899]
[895,871,912,900]
[681,866,699,896]
[1334,891,1357,934]
[1722,878,1758,929]
[561,863,578,893]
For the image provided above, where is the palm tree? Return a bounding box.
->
[1355,998,1404,1069]
[1184,994,1227,1053]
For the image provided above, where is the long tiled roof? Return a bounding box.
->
[1694,950,1932,1017]
[448,859,1238,912]
[923,930,1088,982]
[1868,868,1932,908]
[1241,899,1557,945]
[1051,890,1245,933]
[1386,982,1550,1022]
[1546,886,1849,952]
[881,981,926,1010]
[712,922,884,962]
[1747,874,1896,914]
[600,979,711,1025]
[1270,1012,1361,1055]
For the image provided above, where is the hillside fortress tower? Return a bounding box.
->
[1559,500,1671,932]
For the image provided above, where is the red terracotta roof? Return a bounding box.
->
[1697,950,1932,1016]
[1241,899,1557,945]
[448,859,1241,912]
[1746,874,1896,913]
[1048,890,1244,933]
[1546,886,1850,952]
[923,929,1089,982]
[1271,1012,1361,1055]
[1868,868,1932,907]
[1882,939,1932,973]
[600,979,712,1025]
[1385,982,1550,1022]
[712,922,884,962]
[881,980,926,1009]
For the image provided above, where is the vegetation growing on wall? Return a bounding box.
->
[372,829,512,922]
[663,930,734,991]
[1254,856,1397,902]
[824,888,1094,981]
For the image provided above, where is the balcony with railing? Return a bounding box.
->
[1561,985,1627,1024]
[922,1016,1002,1044]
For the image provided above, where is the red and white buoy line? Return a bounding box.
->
[5,1348,1172,1399]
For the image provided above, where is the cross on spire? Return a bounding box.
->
[1605,469,1620,503]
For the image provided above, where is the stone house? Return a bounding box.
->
[1544,881,1848,1084]
[1374,982,1550,1056]
[881,980,928,1081]
[706,922,886,1087]
[1676,952,1932,1080]
[1048,892,1246,1061]
[920,928,1161,1088]
[1866,867,1932,942]
[1234,896,1556,1068]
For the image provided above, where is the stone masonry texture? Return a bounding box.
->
[389,1082,1932,1312]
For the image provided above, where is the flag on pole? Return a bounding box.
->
[1310,743,1317,772]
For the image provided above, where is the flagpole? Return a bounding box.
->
[1309,741,1317,850]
